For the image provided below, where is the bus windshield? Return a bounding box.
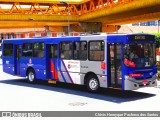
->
[124,44,156,68]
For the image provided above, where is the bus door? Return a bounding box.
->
[108,43,122,89]
[46,44,58,80]
[15,45,21,75]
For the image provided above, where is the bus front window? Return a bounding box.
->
[124,44,156,68]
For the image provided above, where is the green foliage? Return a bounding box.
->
[152,33,160,48]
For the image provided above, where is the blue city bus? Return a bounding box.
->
[2,33,157,92]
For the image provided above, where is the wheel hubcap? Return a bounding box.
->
[89,78,98,90]
[28,72,34,82]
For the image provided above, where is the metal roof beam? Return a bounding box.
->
[0,0,90,4]
[0,0,160,28]
[0,14,79,21]
[0,21,78,28]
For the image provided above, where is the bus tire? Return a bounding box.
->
[86,74,99,92]
[27,69,36,83]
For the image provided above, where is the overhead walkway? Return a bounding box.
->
[0,0,160,28]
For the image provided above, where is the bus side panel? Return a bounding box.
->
[59,60,74,83]
[20,58,30,77]
[20,66,27,77]
[57,59,66,83]
[20,58,46,79]
[49,58,59,80]
[32,58,46,80]
[80,61,107,88]
[59,60,81,84]
[3,57,15,75]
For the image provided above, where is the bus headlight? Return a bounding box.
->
[125,75,129,80]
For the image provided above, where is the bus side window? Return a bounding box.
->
[3,43,13,56]
[49,45,58,58]
[60,42,72,60]
[33,42,44,58]
[80,41,87,60]
[73,42,80,60]
[89,41,104,61]
[22,43,33,57]
[73,41,87,60]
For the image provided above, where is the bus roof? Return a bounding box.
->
[2,33,155,44]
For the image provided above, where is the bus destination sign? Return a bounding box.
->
[130,35,155,41]
[135,36,145,40]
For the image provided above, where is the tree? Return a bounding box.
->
[154,33,160,48]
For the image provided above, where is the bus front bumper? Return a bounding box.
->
[124,75,157,90]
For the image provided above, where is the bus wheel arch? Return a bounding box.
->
[26,67,36,83]
[84,72,100,92]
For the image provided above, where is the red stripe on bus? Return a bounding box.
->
[50,60,58,80]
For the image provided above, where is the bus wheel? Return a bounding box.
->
[86,75,99,92]
[27,69,36,83]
